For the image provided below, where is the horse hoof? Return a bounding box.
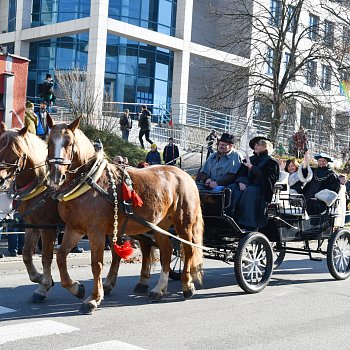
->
[78,302,96,315]
[103,285,112,296]
[148,291,162,302]
[28,292,47,304]
[183,286,196,299]
[76,283,85,299]
[134,283,149,295]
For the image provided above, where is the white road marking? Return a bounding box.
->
[67,340,146,350]
[0,306,16,314]
[0,320,79,345]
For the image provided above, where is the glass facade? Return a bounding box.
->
[27,33,89,100]
[109,0,177,36]
[8,0,17,32]
[105,34,173,114]
[31,0,90,27]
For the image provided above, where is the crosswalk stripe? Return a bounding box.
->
[0,306,16,314]
[67,340,146,350]
[0,320,79,345]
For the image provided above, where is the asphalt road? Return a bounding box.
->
[1,251,350,350]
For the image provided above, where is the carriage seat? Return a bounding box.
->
[199,188,231,218]
[275,194,305,216]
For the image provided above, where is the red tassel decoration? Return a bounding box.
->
[113,240,133,259]
[131,190,143,207]
[122,182,132,201]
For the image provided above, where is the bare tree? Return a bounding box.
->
[55,68,101,126]
[205,0,348,147]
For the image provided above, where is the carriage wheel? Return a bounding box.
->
[327,228,350,280]
[169,245,182,281]
[234,232,273,294]
[273,243,286,270]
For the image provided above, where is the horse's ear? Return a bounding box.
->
[68,117,81,132]
[0,122,7,135]
[18,125,29,137]
[47,113,55,129]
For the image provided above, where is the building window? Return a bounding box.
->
[287,5,297,32]
[109,0,177,37]
[8,0,17,32]
[31,0,90,27]
[309,13,319,41]
[324,20,334,48]
[321,65,332,91]
[343,26,350,51]
[284,52,295,81]
[270,0,282,27]
[105,34,174,112]
[305,61,317,87]
[266,47,274,75]
[27,33,89,101]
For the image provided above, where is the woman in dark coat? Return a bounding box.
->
[232,137,280,230]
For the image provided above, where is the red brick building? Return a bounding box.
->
[0,53,29,128]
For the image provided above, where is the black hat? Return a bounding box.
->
[314,153,333,163]
[249,136,271,150]
[218,133,235,144]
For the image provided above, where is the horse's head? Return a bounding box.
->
[0,122,31,188]
[47,115,83,188]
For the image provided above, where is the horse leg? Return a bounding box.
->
[29,229,57,303]
[176,216,203,299]
[56,227,85,300]
[103,236,122,296]
[148,233,172,302]
[79,230,105,315]
[22,229,43,288]
[133,238,152,294]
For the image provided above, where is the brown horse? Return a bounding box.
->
[47,116,204,314]
[0,124,60,303]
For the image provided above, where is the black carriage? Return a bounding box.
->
[188,185,350,293]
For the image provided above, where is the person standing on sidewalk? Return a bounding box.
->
[119,109,133,141]
[138,105,153,149]
[163,137,179,165]
[7,212,24,257]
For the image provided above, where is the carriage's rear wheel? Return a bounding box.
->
[273,242,286,270]
[169,244,182,281]
[234,232,273,293]
[327,228,350,280]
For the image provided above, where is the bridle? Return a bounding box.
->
[47,139,76,171]
[0,153,28,184]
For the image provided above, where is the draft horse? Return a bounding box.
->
[0,124,60,302]
[47,116,204,314]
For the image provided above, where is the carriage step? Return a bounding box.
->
[310,257,323,262]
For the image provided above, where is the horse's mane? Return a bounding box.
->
[0,129,48,177]
[73,128,96,164]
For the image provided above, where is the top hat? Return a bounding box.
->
[249,136,271,150]
[314,153,333,163]
[218,133,235,144]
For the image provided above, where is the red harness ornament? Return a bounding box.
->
[113,240,133,259]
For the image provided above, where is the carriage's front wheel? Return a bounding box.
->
[234,232,273,293]
[327,228,350,280]
[169,245,182,281]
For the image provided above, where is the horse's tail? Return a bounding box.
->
[190,206,204,285]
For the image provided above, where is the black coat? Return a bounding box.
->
[302,166,340,215]
[232,152,279,229]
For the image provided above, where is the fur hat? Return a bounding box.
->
[314,153,333,163]
[249,136,271,150]
[218,133,235,144]
[25,101,34,109]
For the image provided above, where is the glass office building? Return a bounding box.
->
[1,0,178,109]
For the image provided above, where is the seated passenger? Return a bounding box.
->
[278,158,312,195]
[232,137,279,230]
[300,152,340,215]
[196,133,242,192]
